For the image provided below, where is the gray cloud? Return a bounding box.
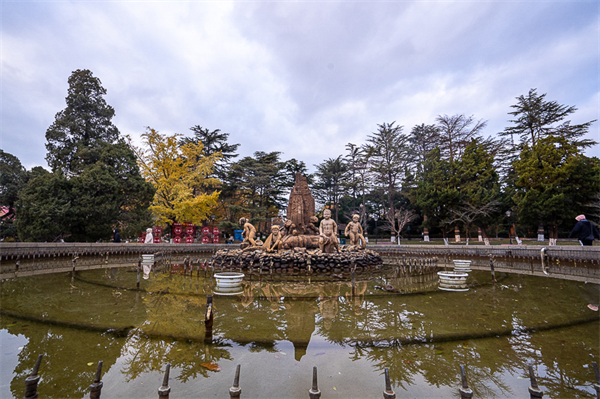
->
[2,1,598,171]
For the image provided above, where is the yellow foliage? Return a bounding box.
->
[128,127,221,226]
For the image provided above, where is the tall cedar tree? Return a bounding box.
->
[229,151,286,232]
[18,69,154,241]
[501,88,597,151]
[412,148,460,238]
[313,156,348,223]
[513,136,600,239]
[363,122,410,236]
[452,140,501,238]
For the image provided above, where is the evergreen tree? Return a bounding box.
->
[229,151,286,232]
[408,123,440,178]
[452,140,501,239]
[363,122,410,235]
[179,126,240,180]
[0,150,28,239]
[436,114,487,162]
[344,143,369,216]
[45,69,120,176]
[501,88,596,150]
[16,169,73,242]
[412,148,460,238]
[313,156,348,223]
[512,136,600,239]
[18,69,154,241]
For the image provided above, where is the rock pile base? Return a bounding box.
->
[211,246,383,273]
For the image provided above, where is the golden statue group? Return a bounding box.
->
[211,173,381,273]
[238,174,366,254]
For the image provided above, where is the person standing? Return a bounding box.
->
[568,215,600,246]
[112,228,121,243]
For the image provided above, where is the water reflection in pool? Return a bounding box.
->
[1,265,598,398]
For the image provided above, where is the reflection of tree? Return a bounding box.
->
[3,268,598,397]
[313,273,599,397]
[528,324,600,397]
[4,316,125,398]
[120,331,233,383]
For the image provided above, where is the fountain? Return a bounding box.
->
[210,173,383,273]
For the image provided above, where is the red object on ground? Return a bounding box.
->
[202,235,210,244]
[173,236,182,244]
[212,235,220,243]
[153,236,161,243]
[185,235,194,243]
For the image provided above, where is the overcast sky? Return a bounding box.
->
[2,0,599,172]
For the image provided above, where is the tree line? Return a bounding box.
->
[1,69,598,242]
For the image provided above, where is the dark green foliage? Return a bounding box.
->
[16,169,73,242]
[17,69,154,242]
[313,156,348,223]
[452,140,501,236]
[408,124,440,178]
[363,122,410,234]
[180,126,240,180]
[229,151,287,231]
[0,150,28,238]
[411,148,459,237]
[501,88,597,151]
[436,114,486,162]
[45,69,120,175]
[513,136,600,238]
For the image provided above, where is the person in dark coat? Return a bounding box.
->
[568,215,600,246]
[113,228,122,243]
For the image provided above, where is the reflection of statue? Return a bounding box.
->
[263,225,284,253]
[239,218,256,247]
[344,214,366,249]
[144,228,153,244]
[319,209,339,253]
[318,282,340,330]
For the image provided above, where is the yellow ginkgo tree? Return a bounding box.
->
[128,127,221,227]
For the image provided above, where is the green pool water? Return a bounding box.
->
[1,265,598,398]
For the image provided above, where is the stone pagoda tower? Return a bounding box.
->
[286,173,315,233]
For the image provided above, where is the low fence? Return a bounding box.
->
[1,243,599,281]
[21,354,600,399]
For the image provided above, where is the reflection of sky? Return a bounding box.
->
[0,330,28,399]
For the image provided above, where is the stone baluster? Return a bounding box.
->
[459,365,473,399]
[383,367,395,399]
[89,361,103,399]
[592,362,600,399]
[308,366,321,399]
[528,365,543,398]
[23,354,43,399]
[158,363,171,398]
[229,364,241,398]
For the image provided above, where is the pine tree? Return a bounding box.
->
[45,69,120,175]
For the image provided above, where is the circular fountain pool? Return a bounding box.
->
[1,260,598,398]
